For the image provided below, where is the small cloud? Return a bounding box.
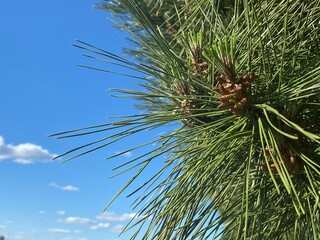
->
[48,228,70,233]
[0,224,7,229]
[13,158,34,165]
[96,212,137,222]
[38,210,46,215]
[157,131,167,136]
[49,182,79,191]
[59,217,91,225]
[62,185,79,191]
[5,232,26,240]
[90,222,110,230]
[0,136,57,164]
[112,224,124,233]
[122,151,132,158]
[115,151,133,158]
[56,210,66,215]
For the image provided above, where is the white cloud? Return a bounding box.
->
[59,217,91,225]
[59,237,85,240]
[48,228,71,233]
[49,182,79,191]
[14,158,34,164]
[57,212,140,233]
[115,151,133,158]
[56,210,66,215]
[0,224,7,229]
[0,136,57,164]
[62,185,79,191]
[90,222,110,230]
[58,237,85,240]
[7,232,27,240]
[112,224,124,233]
[157,131,167,136]
[38,210,46,214]
[123,151,133,158]
[96,212,137,222]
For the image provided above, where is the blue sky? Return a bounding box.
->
[0,1,159,239]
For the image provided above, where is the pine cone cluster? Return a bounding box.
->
[171,45,210,127]
[180,99,194,115]
[190,45,209,78]
[172,98,197,127]
[214,72,254,116]
[261,147,304,175]
[260,115,313,175]
[171,81,197,126]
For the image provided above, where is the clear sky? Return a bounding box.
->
[0,1,157,239]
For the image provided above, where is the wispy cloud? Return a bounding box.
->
[96,212,137,222]
[59,217,91,225]
[157,131,167,136]
[49,182,79,191]
[5,232,27,240]
[115,151,133,158]
[48,228,71,233]
[56,210,66,215]
[0,136,57,164]
[90,222,110,230]
[55,212,143,236]
[112,224,124,233]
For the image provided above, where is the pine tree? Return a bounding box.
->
[52,0,320,239]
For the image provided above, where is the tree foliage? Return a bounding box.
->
[52,0,320,239]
